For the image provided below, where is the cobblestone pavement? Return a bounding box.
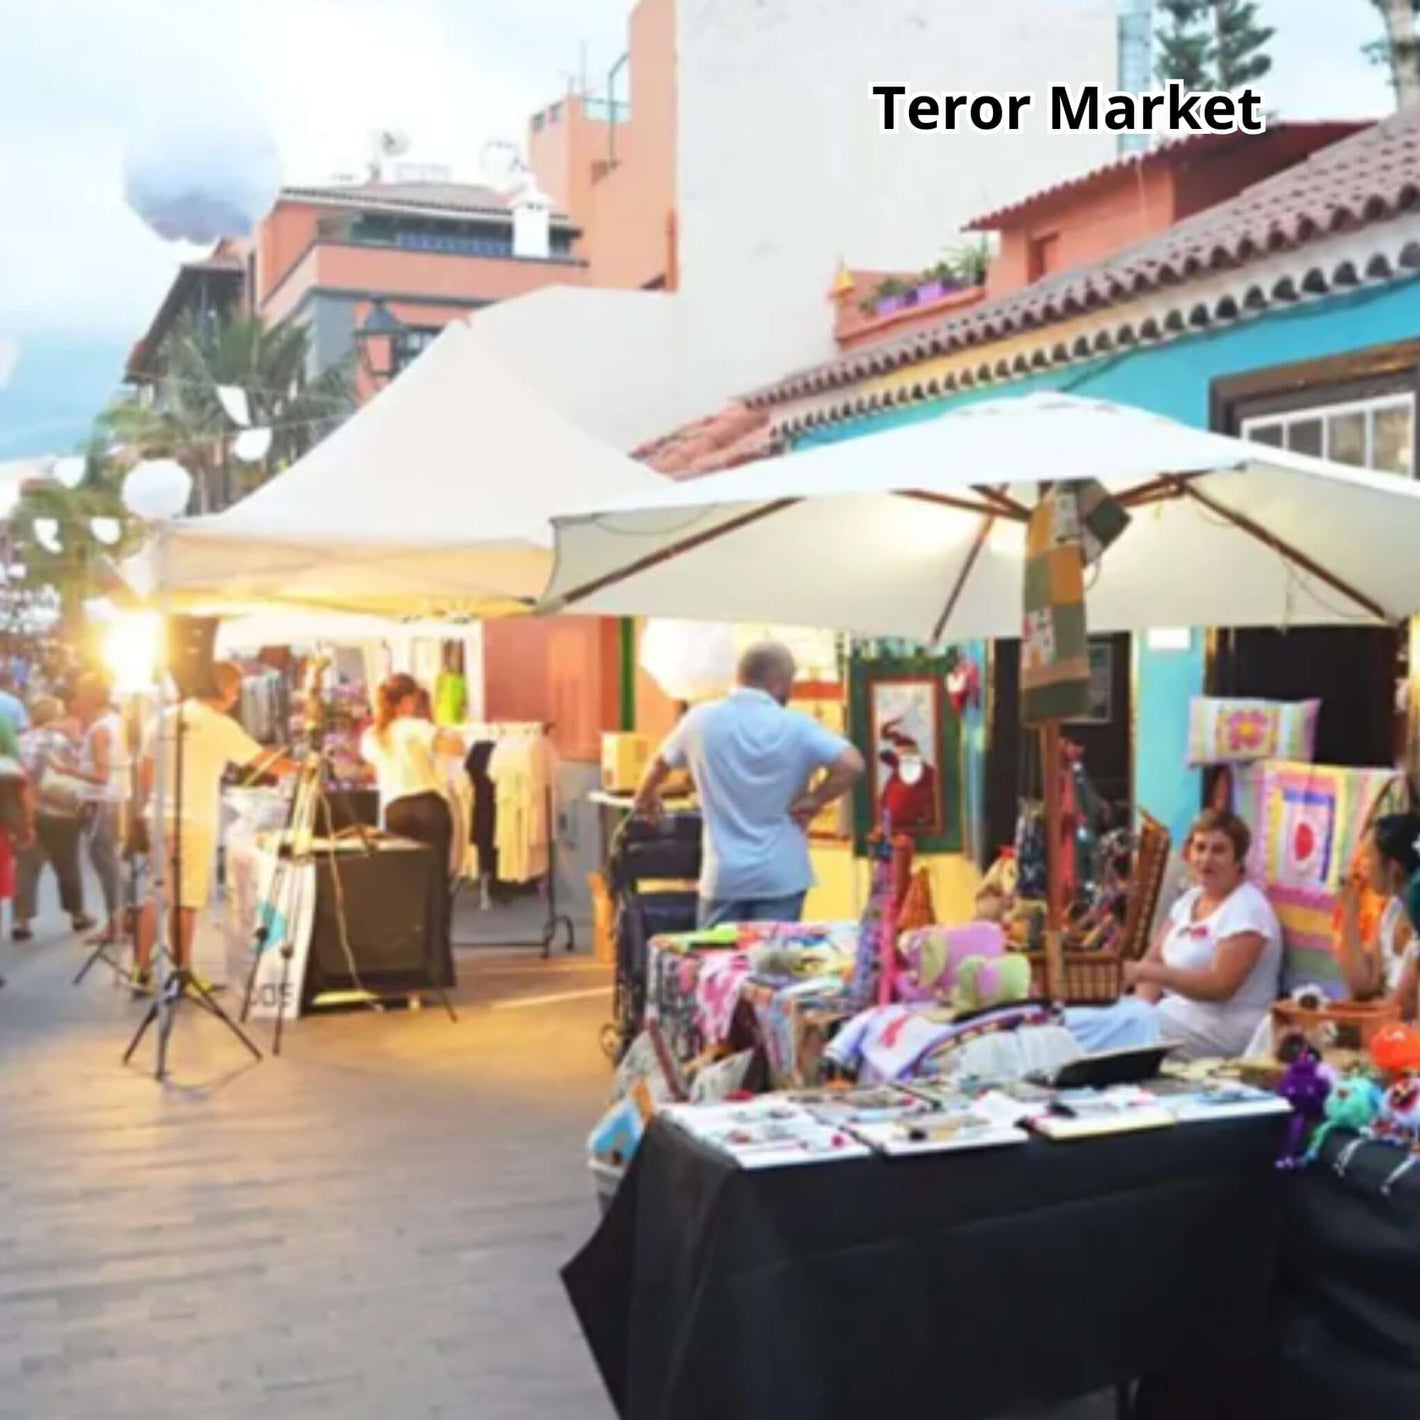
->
[0,911,617,1420]
[1,896,1116,1420]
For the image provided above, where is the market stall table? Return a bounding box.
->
[646,926,858,1085]
[224,832,451,1009]
[564,1112,1287,1420]
[1270,1129,1420,1416]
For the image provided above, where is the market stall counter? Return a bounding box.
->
[1270,1129,1420,1417]
[565,1111,1287,1420]
[223,829,451,1012]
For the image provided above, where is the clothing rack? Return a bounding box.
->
[460,720,574,959]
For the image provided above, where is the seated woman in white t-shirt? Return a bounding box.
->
[1067,810,1283,1060]
[359,674,465,947]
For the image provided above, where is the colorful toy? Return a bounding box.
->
[1370,1022,1420,1075]
[1276,1048,1333,1169]
[1305,1073,1384,1163]
[951,953,1032,1014]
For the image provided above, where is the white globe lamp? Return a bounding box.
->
[122,459,193,521]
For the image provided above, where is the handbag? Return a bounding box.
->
[36,762,88,817]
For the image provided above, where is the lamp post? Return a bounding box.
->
[352,298,407,393]
[120,458,193,1078]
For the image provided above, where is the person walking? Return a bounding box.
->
[633,641,865,928]
[15,696,95,940]
[73,673,127,947]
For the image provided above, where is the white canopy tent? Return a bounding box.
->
[543,392,1420,643]
[131,319,666,619]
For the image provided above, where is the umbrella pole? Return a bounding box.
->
[1040,721,1065,1002]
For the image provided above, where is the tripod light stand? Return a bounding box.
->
[115,460,262,1081]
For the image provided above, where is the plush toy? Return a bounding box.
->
[1370,1023,1420,1075]
[1305,1073,1384,1164]
[1276,1048,1333,1169]
[951,953,1032,1013]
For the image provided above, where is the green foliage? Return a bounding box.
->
[13,437,138,630]
[1156,0,1213,89]
[1364,0,1420,109]
[941,239,990,288]
[1212,1,1274,88]
[107,311,354,512]
[1155,0,1274,91]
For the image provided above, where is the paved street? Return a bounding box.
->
[0,889,1117,1420]
[0,902,617,1420]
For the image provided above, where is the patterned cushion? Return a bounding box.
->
[1186,697,1320,767]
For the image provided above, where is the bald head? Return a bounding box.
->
[737,641,796,705]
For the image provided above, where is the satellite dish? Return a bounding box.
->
[371,128,411,159]
[480,139,526,191]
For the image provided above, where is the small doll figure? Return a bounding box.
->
[1276,1047,1333,1170]
[1373,1073,1420,1196]
[1305,1073,1384,1165]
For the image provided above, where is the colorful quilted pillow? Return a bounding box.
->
[1186,697,1320,767]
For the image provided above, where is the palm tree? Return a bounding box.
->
[1367,0,1420,109]
[12,437,139,636]
[106,311,354,513]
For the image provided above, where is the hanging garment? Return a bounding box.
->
[465,740,498,880]
[440,753,475,880]
[434,672,467,728]
[487,733,554,885]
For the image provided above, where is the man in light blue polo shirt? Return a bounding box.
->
[634,641,864,928]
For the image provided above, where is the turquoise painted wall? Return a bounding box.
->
[793,276,1420,847]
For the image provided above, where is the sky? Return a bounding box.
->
[0,0,1402,458]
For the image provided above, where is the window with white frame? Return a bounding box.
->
[1241,392,1415,477]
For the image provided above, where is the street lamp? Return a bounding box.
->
[352,298,407,388]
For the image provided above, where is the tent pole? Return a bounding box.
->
[1170,478,1390,622]
[1041,720,1065,1002]
[555,499,800,609]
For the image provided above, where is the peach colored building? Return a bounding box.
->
[127,178,589,403]
[527,0,677,292]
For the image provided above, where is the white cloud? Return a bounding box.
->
[0,0,632,339]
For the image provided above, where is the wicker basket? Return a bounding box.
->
[1271,998,1401,1055]
[1017,812,1172,1004]
[1022,948,1122,1004]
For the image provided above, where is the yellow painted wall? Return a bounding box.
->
[806,842,981,924]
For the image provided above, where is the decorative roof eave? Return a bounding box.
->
[744,111,1420,410]
[765,217,1420,439]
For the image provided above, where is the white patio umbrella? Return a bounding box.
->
[542,392,1420,643]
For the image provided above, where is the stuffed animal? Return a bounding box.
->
[1276,1048,1333,1169]
[1305,1074,1384,1163]
[951,953,1032,1013]
[1370,1023,1420,1075]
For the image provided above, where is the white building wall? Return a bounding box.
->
[675,0,1121,383]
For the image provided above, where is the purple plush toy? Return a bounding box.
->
[1277,1048,1333,1169]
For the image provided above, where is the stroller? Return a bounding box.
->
[600,810,703,1063]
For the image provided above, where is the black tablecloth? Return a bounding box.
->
[564,1114,1287,1420]
[1269,1130,1420,1417]
[302,839,451,999]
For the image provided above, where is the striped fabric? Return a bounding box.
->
[1020,482,1129,726]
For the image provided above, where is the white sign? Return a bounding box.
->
[223,842,316,1023]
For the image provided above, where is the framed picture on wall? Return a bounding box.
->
[848,653,962,855]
